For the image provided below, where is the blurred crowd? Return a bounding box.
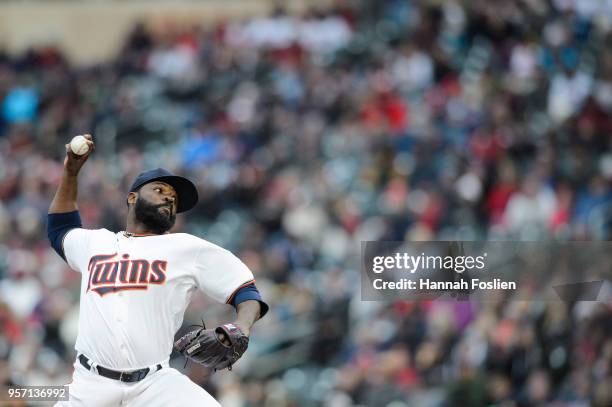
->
[1,0,611,406]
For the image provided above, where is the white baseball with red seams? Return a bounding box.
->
[70,135,90,155]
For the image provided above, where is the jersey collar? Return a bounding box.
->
[123,231,159,238]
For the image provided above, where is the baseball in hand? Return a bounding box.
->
[70,135,90,156]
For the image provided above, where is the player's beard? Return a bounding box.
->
[134,197,176,234]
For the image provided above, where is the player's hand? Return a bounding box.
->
[217,331,231,346]
[216,322,249,345]
[64,134,95,176]
[174,322,249,371]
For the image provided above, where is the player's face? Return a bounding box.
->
[133,182,177,234]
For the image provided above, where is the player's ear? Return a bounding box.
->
[127,191,138,206]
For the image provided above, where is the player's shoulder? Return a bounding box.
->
[63,228,116,254]
[92,227,119,237]
[67,227,115,238]
[172,233,232,255]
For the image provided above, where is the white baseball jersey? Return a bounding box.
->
[62,228,254,370]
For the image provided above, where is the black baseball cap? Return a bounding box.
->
[128,168,198,213]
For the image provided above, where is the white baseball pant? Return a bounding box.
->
[55,360,220,407]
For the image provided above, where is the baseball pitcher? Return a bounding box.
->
[47,135,268,406]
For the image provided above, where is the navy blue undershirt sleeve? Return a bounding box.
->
[231,284,269,319]
[47,210,82,261]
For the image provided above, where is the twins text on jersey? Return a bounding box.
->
[86,253,167,296]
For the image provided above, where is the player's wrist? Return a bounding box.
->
[63,167,79,178]
[232,322,250,337]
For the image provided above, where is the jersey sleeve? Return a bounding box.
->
[194,245,255,304]
[62,228,94,272]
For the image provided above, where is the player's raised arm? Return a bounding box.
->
[49,134,95,214]
[47,134,95,262]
